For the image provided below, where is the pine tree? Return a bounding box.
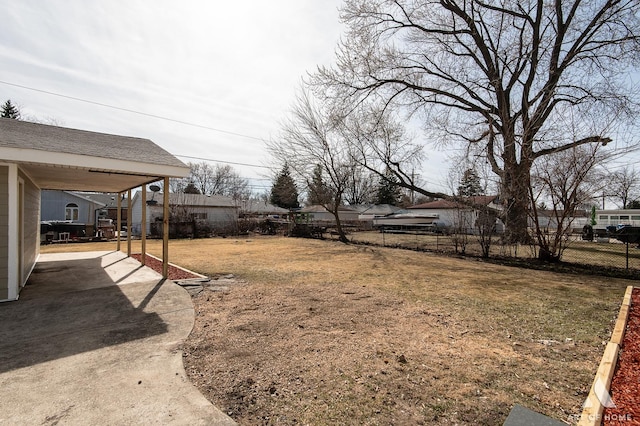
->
[375,171,401,205]
[307,164,332,205]
[457,169,483,197]
[270,164,300,209]
[183,182,201,194]
[1,99,21,120]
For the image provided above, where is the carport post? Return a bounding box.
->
[116,193,122,252]
[162,177,169,279]
[127,189,132,257]
[141,186,146,266]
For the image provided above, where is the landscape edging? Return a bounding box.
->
[577,285,634,426]
[138,252,208,279]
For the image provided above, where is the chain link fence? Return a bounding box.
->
[344,230,640,272]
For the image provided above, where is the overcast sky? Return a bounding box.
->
[3,2,635,200]
[0,1,457,196]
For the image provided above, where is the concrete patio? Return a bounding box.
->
[0,251,235,425]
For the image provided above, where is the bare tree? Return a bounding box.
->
[609,165,640,209]
[185,161,250,201]
[344,166,377,205]
[268,88,357,243]
[314,0,640,244]
[529,145,607,261]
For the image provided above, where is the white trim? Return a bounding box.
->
[18,176,25,288]
[0,146,189,178]
[7,164,18,301]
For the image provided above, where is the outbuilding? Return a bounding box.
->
[0,119,189,302]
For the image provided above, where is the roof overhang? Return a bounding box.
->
[0,146,189,193]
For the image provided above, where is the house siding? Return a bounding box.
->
[129,192,238,236]
[41,190,100,224]
[0,166,8,299]
[140,206,237,234]
[20,169,39,287]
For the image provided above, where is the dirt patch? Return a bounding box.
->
[183,279,602,425]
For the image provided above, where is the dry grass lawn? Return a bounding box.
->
[41,237,633,425]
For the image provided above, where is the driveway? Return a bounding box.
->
[0,251,235,425]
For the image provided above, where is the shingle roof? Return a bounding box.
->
[240,200,289,214]
[0,119,189,192]
[356,204,403,215]
[0,118,186,168]
[409,195,498,209]
[300,205,358,213]
[75,192,123,208]
[148,192,237,208]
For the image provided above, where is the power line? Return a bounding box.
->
[0,79,266,142]
[175,154,271,169]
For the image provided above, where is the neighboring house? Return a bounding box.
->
[298,205,360,223]
[75,192,130,225]
[41,190,105,223]
[40,191,131,241]
[408,196,503,233]
[0,119,189,302]
[130,192,239,236]
[239,200,289,218]
[594,209,640,227]
[570,209,640,234]
[532,209,589,232]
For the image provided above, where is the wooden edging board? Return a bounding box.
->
[138,252,208,279]
[578,285,634,426]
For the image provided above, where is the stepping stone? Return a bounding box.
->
[503,404,566,426]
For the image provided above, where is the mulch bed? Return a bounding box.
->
[130,253,201,280]
[603,287,640,425]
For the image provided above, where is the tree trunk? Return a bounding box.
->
[330,196,349,244]
[501,161,533,245]
[538,246,562,262]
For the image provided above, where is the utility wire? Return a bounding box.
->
[1,79,453,190]
[175,154,271,169]
[0,79,266,142]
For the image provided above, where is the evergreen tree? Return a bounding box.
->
[307,164,332,205]
[375,171,401,205]
[590,205,597,226]
[457,169,483,197]
[270,164,299,209]
[1,99,21,119]
[183,181,201,194]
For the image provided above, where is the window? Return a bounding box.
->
[599,215,608,221]
[610,215,619,221]
[632,216,640,221]
[65,203,79,221]
[620,215,630,220]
